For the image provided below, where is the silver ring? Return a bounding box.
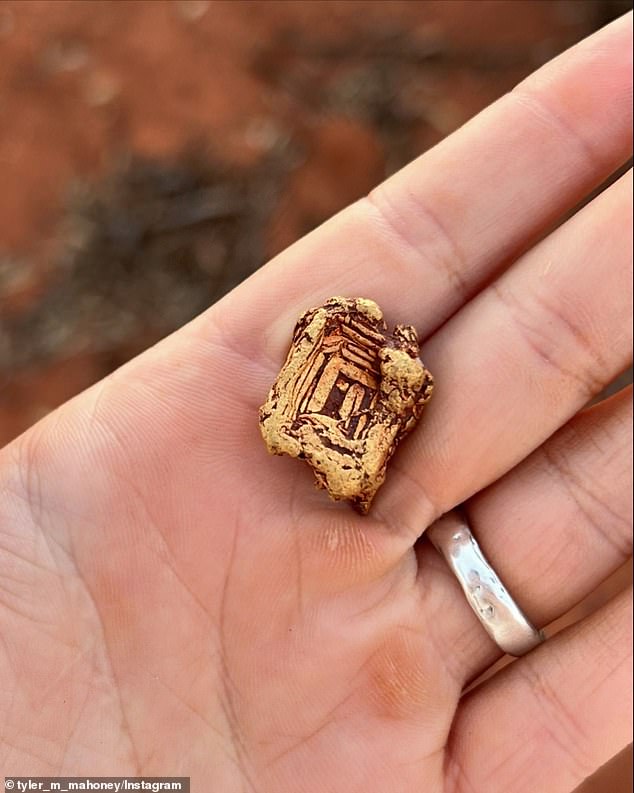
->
[428,512,545,657]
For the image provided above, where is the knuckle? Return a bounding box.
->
[543,438,632,559]
[493,282,606,399]
[521,657,597,781]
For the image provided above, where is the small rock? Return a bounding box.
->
[174,0,210,22]
[83,69,121,107]
[0,8,14,39]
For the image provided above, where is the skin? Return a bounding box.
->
[0,14,632,793]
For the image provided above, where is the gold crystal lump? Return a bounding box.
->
[258,296,434,513]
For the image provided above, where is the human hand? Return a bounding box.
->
[1,14,631,793]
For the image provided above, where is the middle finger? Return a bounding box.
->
[375,170,632,538]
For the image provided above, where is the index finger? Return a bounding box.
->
[212,13,632,367]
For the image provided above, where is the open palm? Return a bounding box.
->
[1,16,632,793]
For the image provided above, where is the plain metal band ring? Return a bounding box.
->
[427,513,545,657]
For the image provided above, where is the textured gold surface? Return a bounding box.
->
[259,297,433,513]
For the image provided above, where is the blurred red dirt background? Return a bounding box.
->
[2,0,631,442]
[0,2,631,788]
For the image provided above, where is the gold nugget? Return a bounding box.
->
[259,297,433,513]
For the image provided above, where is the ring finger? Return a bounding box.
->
[416,384,632,685]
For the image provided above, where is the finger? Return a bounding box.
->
[377,170,632,537]
[214,14,632,363]
[28,131,631,610]
[6,19,631,611]
[446,587,633,793]
[415,385,632,683]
